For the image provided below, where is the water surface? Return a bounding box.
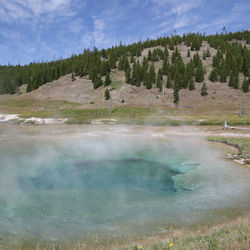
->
[0,125,249,241]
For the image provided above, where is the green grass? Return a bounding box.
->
[198,114,250,126]
[207,136,250,159]
[0,217,248,249]
[110,80,123,90]
[1,98,250,126]
[120,217,250,250]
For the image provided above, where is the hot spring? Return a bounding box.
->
[0,125,249,243]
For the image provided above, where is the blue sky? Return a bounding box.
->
[0,0,249,65]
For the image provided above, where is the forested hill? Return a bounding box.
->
[0,30,249,101]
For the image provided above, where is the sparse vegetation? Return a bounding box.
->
[201,83,208,96]
[1,217,248,249]
[0,30,249,97]
[208,136,250,159]
[104,88,110,100]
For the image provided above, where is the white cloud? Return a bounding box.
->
[0,0,82,23]
[68,18,85,34]
[173,16,191,29]
[80,16,117,49]
[152,0,204,35]
[196,2,250,32]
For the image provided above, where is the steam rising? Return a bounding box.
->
[0,124,249,241]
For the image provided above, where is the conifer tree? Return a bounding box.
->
[209,68,218,82]
[104,88,110,100]
[188,77,195,91]
[156,70,163,90]
[93,75,103,89]
[142,57,148,71]
[152,49,159,62]
[162,59,169,75]
[193,53,202,68]
[148,50,152,61]
[201,83,208,96]
[164,47,169,58]
[123,56,130,71]
[71,72,76,81]
[173,80,179,104]
[191,42,195,51]
[202,51,207,60]
[219,67,227,82]
[131,62,137,86]
[104,72,111,86]
[26,82,32,92]
[242,56,249,76]
[145,72,152,89]
[212,56,219,68]
[242,78,249,93]
[149,64,156,85]
[183,72,189,89]
[195,65,204,82]
[187,49,191,57]
[228,72,234,87]
[206,48,210,57]
[166,74,172,88]
[118,56,123,71]
[125,67,131,84]
[169,40,174,50]
[233,73,239,89]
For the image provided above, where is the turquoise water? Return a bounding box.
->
[0,126,250,241]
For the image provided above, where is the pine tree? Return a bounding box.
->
[209,68,218,82]
[162,59,169,75]
[104,72,111,86]
[164,47,169,58]
[144,72,152,89]
[71,72,76,81]
[187,49,191,57]
[125,67,131,84]
[104,88,110,100]
[169,40,174,50]
[228,72,234,87]
[195,65,204,82]
[118,56,123,71]
[166,74,172,88]
[206,48,210,57]
[148,50,152,61]
[212,56,219,68]
[188,77,195,91]
[219,67,227,82]
[131,62,137,86]
[242,56,249,76]
[201,83,208,96]
[242,78,249,93]
[233,73,239,89]
[156,72,162,90]
[142,57,148,71]
[183,71,189,89]
[93,75,103,89]
[152,49,159,61]
[26,82,32,92]
[202,51,206,60]
[149,64,156,85]
[173,80,179,104]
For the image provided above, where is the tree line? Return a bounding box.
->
[0,30,249,96]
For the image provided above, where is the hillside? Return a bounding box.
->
[0,31,250,124]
